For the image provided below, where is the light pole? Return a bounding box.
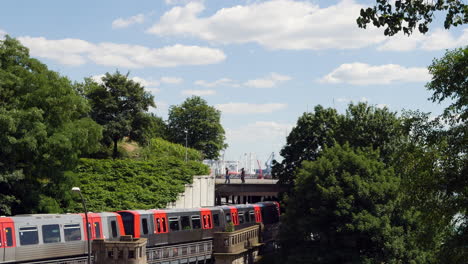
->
[184,128,188,162]
[72,187,91,264]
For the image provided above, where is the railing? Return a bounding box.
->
[213,225,261,254]
[146,240,213,264]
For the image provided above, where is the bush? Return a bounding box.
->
[68,157,209,212]
[139,138,203,161]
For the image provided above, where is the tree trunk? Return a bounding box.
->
[113,139,118,159]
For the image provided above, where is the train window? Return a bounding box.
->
[191,216,201,229]
[43,224,61,243]
[238,213,245,224]
[249,211,255,222]
[213,214,220,226]
[142,218,149,235]
[19,226,39,245]
[64,224,81,241]
[5,227,13,247]
[161,218,167,233]
[94,222,101,238]
[156,218,162,233]
[225,213,231,223]
[169,217,180,232]
[181,216,191,230]
[111,221,118,238]
[245,211,250,222]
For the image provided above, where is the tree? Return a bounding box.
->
[84,72,155,158]
[167,96,226,160]
[0,36,102,215]
[129,112,167,145]
[357,0,467,36]
[426,46,468,123]
[280,144,433,263]
[273,103,403,185]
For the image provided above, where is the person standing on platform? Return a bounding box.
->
[241,168,245,183]
[225,167,230,184]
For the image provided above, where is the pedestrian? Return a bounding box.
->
[225,167,230,184]
[240,168,245,183]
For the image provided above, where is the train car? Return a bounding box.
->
[0,212,125,263]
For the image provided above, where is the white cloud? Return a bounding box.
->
[17,36,226,68]
[225,121,293,160]
[244,72,291,88]
[320,63,430,85]
[378,28,468,51]
[216,103,287,114]
[131,76,160,87]
[147,0,385,50]
[112,14,145,29]
[91,74,105,84]
[194,78,239,88]
[160,76,183,84]
[336,97,369,104]
[181,89,216,96]
[149,101,169,118]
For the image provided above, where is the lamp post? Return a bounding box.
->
[72,187,91,264]
[184,128,188,162]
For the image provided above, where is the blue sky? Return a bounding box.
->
[1,0,466,163]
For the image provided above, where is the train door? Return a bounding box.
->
[152,211,168,234]
[200,209,213,229]
[229,207,239,226]
[0,218,15,262]
[253,205,262,223]
[81,213,103,240]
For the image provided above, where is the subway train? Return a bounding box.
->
[0,202,280,263]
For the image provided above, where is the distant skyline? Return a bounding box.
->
[1,0,466,163]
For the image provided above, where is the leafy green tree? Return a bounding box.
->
[426,46,467,123]
[357,0,467,35]
[273,103,403,185]
[129,112,167,145]
[0,36,102,215]
[84,72,155,158]
[140,138,203,161]
[280,144,432,263]
[167,96,226,159]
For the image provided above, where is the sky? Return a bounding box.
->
[1,0,466,164]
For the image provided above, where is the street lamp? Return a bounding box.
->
[72,187,91,264]
[184,129,188,162]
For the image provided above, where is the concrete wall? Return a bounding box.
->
[166,175,215,209]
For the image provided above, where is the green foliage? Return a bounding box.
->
[280,144,432,263]
[0,36,102,215]
[140,138,203,161]
[167,96,226,160]
[84,72,155,158]
[225,222,235,232]
[69,157,209,212]
[129,113,167,145]
[357,0,467,36]
[273,103,403,185]
[426,46,468,123]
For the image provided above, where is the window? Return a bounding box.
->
[43,224,61,243]
[161,218,167,233]
[64,224,81,241]
[250,211,255,222]
[225,213,231,223]
[213,214,220,227]
[4,227,12,247]
[192,216,201,229]
[169,217,180,232]
[245,211,250,222]
[111,221,118,238]
[19,227,39,245]
[238,213,245,224]
[142,218,149,235]
[156,218,162,233]
[94,222,101,238]
[181,216,191,230]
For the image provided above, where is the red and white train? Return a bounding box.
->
[0,202,280,263]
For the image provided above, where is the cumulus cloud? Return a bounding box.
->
[181,89,216,96]
[112,14,145,29]
[244,73,291,88]
[17,36,226,67]
[378,28,468,51]
[216,103,287,114]
[194,78,239,88]
[147,0,385,50]
[160,76,183,84]
[320,63,430,85]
